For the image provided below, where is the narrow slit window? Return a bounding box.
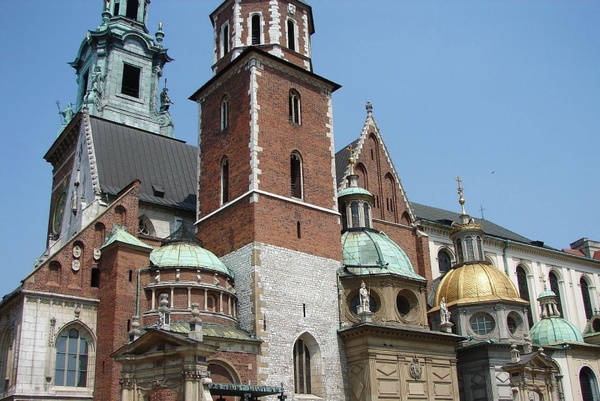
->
[221,157,229,204]
[221,22,230,57]
[220,95,229,130]
[289,90,301,124]
[290,152,303,198]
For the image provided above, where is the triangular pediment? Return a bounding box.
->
[112,328,216,358]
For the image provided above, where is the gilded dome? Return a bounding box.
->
[341,229,426,282]
[530,317,583,346]
[435,262,527,307]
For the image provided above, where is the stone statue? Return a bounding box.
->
[60,102,74,125]
[440,297,450,324]
[159,87,173,112]
[359,281,370,313]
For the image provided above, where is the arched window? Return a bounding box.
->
[138,215,155,236]
[355,163,368,190]
[455,239,464,263]
[49,261,62,285]
[220,95,229,130]
[207,295,216,312]
[340,204,348,231]
[289,90,301,124]
[294,339,311,394]
[115,205,126,226]
[516,265,534,327]
[581,277,594,320]
[363,203,371,228]
[55,328,90,387]
[465,236,475,260]
[94,223,105,248]
[350,202,360,228]
[438,249,452,275]
[251,14,261,45]
[221,157,229,204]
[579,367,600,401]
[0,330,15,392]
[287,19,296,51]
[221,22,230,57]
[549,271,564,317]
[476,236,483,259]
[290,152,303,198]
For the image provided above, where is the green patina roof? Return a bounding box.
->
[150,243,233,278]
[530,316,583,346]
[341,230,426,282]
[538,289,557,298]
[338,186,372,198]
[169,322,260,342]
[101,226,153,251]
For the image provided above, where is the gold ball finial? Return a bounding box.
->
[347,145,355,175]
[456,176,467,215]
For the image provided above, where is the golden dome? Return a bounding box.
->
[435,262,527,307]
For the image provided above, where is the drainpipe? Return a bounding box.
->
[503,240,510,276]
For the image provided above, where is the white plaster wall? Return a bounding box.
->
[15,293,97,399]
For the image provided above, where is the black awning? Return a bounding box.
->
[209,383,285,399]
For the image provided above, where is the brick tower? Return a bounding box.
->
[191,1,346,399]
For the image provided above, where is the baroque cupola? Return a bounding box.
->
[430,179,529,342]
[530,280,583,346]
[69,0,174,136]
[210,0,315,74]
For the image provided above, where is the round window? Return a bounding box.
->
[470,313,495,336]
[395,289,420,321]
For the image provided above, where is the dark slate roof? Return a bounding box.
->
[411,202,533,244]
[90,116,197,211]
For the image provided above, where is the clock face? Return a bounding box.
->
[52,192,66,236]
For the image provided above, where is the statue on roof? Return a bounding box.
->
[59,102,74,125]
[440,297,451,324]
[160,87,173,112]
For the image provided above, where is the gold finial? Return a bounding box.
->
[105,0,110,11]
[347,145,355,175]
[159,22,163,30]
[456,176,467,215]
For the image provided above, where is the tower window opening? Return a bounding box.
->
[289,90,301,124]
[114,1,120,16]
[126,0,139,19]
[290,152,303,199]
[476,236,483,259]
[251,14,261,45]
[287,19,297,51]
[456,239,464,263]
[549,272,564,316]
[81,70,90,104]
[221,22,230,57]
[465,236,475,260]
[121,64,141,98]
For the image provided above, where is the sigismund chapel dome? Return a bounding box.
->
[435,262,526,307]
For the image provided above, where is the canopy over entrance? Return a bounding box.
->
[209,383,286,400]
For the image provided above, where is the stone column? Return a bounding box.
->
[119,377,136,401]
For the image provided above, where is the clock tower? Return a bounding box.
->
[191,0,346,398]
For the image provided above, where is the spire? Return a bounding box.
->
[449,178,485,265]
[537,276,561,319]
[366,102,373,117]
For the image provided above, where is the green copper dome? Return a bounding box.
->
[341,230,425,282]
[338,186,372,198]
[530,317,583,346]
[149,225,233,278]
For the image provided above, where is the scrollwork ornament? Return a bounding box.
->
[119,377,136,390]
[409,356,423,380]
[182,369,209,381]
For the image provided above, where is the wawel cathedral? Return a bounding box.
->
[2,1,600,401]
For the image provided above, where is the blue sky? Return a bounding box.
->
[0,1,599,297]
